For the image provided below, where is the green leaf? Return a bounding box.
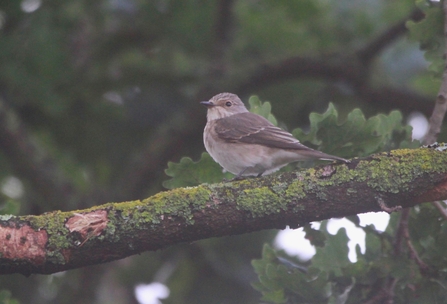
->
[252,244,278,276]
[312,223,350,277]
[303,224,326,247]
[0,199,20,215]
[0,290,19,304]
[363,227,382,262]
[252,245,288,303]
[407,2,445,77]
[280,266,331,302]
[345,215,360,226]
[163,152,232,189]
[248,95,278,125]
[292,103,416,158]
[252,244,331,303]
[260,289,287,304]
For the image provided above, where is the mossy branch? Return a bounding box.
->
[2,147,447,276]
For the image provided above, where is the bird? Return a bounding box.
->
[200,92,350,179]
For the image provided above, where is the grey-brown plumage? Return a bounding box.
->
[201,92,349,178]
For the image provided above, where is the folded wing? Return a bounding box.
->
[215,112,312,150]
[215,112,350,163]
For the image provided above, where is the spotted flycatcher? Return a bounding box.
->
[201,92,350,178]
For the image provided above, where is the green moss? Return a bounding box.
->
[285,181,306,200]
[340,148,447,194]
[354,149,447,193]
[46,249,67,264]
[0,215,15,221]
[26,210,75,264]
[299,165,351,197]
[316,191,328,200]
[112,186,211,226]
[236,187,285,217]
[223,187,236,200]
[270,180,288,196]
[347,188,357,194]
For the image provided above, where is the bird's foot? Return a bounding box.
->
[223,175,247,182]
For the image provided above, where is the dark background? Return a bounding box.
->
[0,1,439,303]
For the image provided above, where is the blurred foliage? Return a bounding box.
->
[253,208,447,303]
[0,290,19,304]
[0,0,445,303]
[0,200,20,216]
[407,0,445,77]
[164,152,230,189]
[247,95,278,125]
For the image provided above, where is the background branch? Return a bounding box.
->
[210,0,235,76]
[423,1,447,144]
[236,58,433,115]
[357,8,424,64]
[0,100,75,210]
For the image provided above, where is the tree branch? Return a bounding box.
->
[1,147,447,275]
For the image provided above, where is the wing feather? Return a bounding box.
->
[215,112,313,151]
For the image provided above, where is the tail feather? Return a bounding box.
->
[298,149,350,163]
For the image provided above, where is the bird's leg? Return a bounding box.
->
[229,176,246,181]
[235,167,249,178]
[223,168,249,182]
[231,168,249,181]
[223,168,264,182]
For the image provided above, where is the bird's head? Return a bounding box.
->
[200,92,248,121]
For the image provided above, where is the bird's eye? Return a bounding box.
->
[225,101,232,107]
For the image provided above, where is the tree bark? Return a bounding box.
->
[1,147,447,276]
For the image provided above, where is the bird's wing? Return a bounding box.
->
[214,112,313,150]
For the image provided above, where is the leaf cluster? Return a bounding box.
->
[252,210,447,303]
[0,290,19,304]
[407,0,445,77]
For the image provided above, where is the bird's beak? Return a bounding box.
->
[200,101,215,107]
